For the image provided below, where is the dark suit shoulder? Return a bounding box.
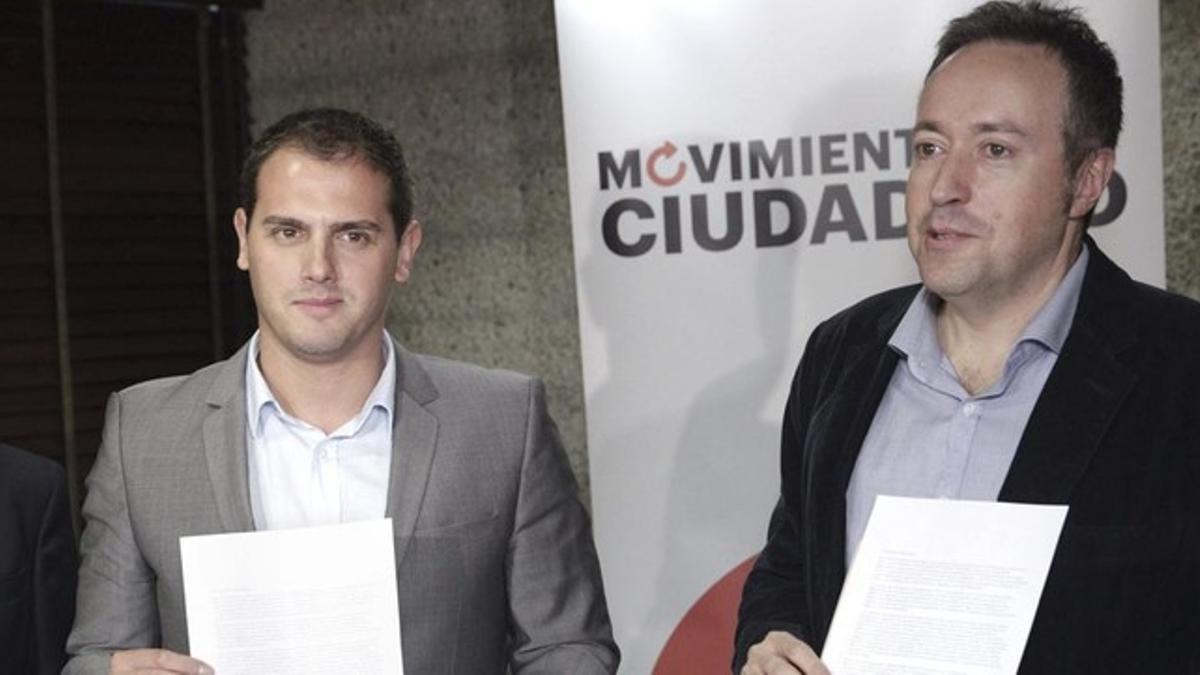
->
[822,284,920,330]
[781,284,916,408]
[1128,279,1200,336]
[1077,244,1200,366]
[1075,239,1200,354]
[0,446,66,544]
[1121,284,1200,386]
[805,284,919,356]
[0,444,64,495]
[0,445,74,675]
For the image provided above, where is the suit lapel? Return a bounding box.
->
[385,343,441,567]
[826,294,914,505]
[1000,240,1138,504]
[201,343,256,532]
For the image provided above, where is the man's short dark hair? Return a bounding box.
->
[929,0,1123,176]
[239,108,413,235]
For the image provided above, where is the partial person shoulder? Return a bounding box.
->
[108,353,242,421]
[0,442,65,496]
[1128,277,1200,325]
[1126,279,1200,356]
[783,284,919,399]
[408,350,538,401]
[399,349,554,462]
[1077,244,1200,363]
[399,349,551,435]
[807,284,921,352]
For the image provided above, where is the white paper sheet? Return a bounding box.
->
[180,519,403,674]
[822,496,1067,675]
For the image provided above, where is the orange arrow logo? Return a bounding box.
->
[647,141,686,187]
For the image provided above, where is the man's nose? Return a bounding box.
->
[930,151,972,206]
[301,235,335,283]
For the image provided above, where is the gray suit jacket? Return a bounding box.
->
[65,340,618,674]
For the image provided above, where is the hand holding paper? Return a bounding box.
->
[742,631,831,675]
[110,649,212,674]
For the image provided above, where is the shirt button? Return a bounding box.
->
[962,402,976,416]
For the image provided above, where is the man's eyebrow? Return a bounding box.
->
[259,216,383,231]
[913,120,942,135]
[331,220,384,232]
[973,121,1028,137]
[261,215,307,228]
[912,119,1029,137]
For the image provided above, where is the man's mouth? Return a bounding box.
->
[922,208,984,243]
[925,222,977,242]
[293,297,344,312]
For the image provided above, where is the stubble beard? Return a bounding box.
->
[910,205,990,300]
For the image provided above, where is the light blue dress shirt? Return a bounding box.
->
[845,248,1089,564]
[244,331,396,531]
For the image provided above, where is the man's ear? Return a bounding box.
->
[234,207,250,271]
[1069,148,1116,220]
[395,219,423,284]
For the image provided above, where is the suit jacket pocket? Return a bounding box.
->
[398,513,508,675]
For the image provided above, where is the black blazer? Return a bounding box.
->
[736,239,1200,673]
[0,443,77,675]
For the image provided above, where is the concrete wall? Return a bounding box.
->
[1162,0,1200,300]
[244,1,1200,503]
[243,1,590,488]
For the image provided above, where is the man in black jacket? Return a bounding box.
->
[0,442,77,674]
[736,2,1200,673]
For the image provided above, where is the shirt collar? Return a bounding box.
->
[244,331,397,439]
[888,287,944,377]
[890,244,1090,362]
[1018,245,1088,354]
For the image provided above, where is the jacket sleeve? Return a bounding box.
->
[733,323,832,672]
[32,459,77,675]
[506,379,620,674]
[64,393,161,674]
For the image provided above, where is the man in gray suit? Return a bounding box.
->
[65,108,619,674]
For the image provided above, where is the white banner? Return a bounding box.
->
[554,2,1162,672]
